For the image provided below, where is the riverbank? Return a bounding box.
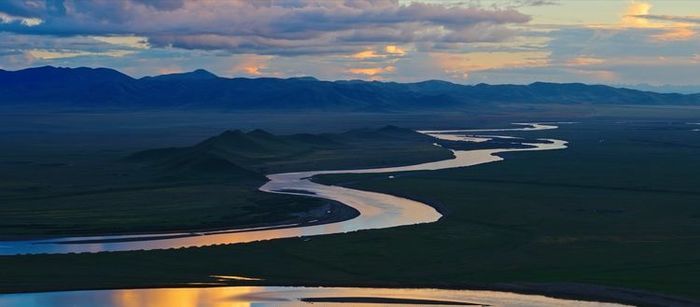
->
[0,198,358,243]
[3,280,698,306]
[286,281,700,306]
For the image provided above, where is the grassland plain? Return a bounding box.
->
[0,121,698,305]
[0,125,450,239]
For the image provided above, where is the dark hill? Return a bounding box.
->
[3,66,698,110]
[127,128,336,175]
[128,126,452,174]
[157,152,264,181]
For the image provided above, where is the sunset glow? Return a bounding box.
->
[0,1,698,85]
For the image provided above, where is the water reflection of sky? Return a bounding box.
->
[0,286,629,307]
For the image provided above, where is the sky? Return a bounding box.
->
[0,0,699,86]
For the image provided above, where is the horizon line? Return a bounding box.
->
[6,64,699,91]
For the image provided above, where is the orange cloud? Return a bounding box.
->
[622,1,653,28]
[352,50,382,59]
[158,67,182,75]
[347,66,395,76]
[228,55,273,76]
[385,45,406,56]
[432,51,549,80]
[616,1,696,41]
[243,66,262,75]
[652,24,695,41]
[351,46,407,59]
[565,56,605,66]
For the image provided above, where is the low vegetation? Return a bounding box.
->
[0,125,450,239]
[1,121,698,304]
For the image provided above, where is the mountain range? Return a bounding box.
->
[1,66,699,111]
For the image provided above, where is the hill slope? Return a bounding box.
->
[129,126,452,173]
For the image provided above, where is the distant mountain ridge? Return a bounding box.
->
[1,66,699,110]
[141,69,218,81]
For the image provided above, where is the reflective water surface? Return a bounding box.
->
[0,123,567,255]
[0,286,628,307]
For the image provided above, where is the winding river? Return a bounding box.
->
[0,123,567,255]
[0,123,634,306]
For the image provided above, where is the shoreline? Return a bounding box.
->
[2,281,697,307]
[0,197,359,243]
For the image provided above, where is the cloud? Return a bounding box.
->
[547,25,700,63]
[26,49,134,60]
[352,50,383,60]
[612,1,696,42]
[350,45,407,60]
[91,36,150,49]
[0,0,530,56]
[565,56,605,66]
[449,0,700,85]
[430,50,549,80]
[652,26,695,41]
[157,66,183,75]
[508,0,559,7]
[227,54,274,76]
[621,1,653,28]
[0,33,140,53]
[1,0,698,86]
[0,11,42,26]
[541,27,700,86]
[624,7,698,42]
[632,14,700,24]
[347,65,395,77]
[385,45,406,56]
[572,69,617,81]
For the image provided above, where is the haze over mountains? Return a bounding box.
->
[1,66,699,111]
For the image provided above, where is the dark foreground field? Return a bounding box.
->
[0,110,699,306]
